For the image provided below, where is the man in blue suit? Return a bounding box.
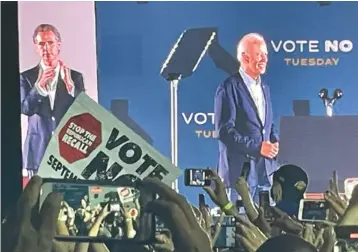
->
[20,24,85,177]
[214,33,279,204]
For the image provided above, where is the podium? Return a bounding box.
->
[278,116,358,192]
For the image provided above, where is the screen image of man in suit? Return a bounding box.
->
[214,33,280,204]
[20,24,85,177]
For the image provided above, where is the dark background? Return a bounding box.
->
[1,1,23,219]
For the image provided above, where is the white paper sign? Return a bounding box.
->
[38,92,182,185]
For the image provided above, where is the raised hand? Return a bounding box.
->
[338,183,358,225]
[153,231,175,252]
[59,60,74,94]
[326,170,348,220]
[37,68,56,91]
[203,170,230,209]
[271,206,303,235]
[324,190,347,217]
[142,177,212,252]
[2,176,62,252]
[235,177,259,221]
[235,215,268,252]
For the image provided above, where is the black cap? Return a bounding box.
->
[273,164,308,194]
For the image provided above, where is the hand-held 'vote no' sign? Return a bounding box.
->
[38,92,182,186]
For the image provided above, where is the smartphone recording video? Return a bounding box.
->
[213,215,236,248]
[298,199,328,222]
[39,178,155,243]
[184,169,212,187]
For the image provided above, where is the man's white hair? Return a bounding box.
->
[237,33,265,62]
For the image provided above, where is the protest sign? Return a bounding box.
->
[38,92,182,186]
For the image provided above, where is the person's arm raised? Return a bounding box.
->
[142,177,212,252]
[2,176,63,252]
[338,183,358,225]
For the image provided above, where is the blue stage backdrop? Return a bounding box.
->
[95,1,358,205]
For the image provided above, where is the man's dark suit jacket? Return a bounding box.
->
[20,65,85,171]
[214,72,279,189]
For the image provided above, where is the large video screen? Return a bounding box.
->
[18,2,98,186]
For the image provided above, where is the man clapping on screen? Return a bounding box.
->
[20,24,85,177]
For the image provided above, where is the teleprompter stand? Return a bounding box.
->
[160,28,217,192]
